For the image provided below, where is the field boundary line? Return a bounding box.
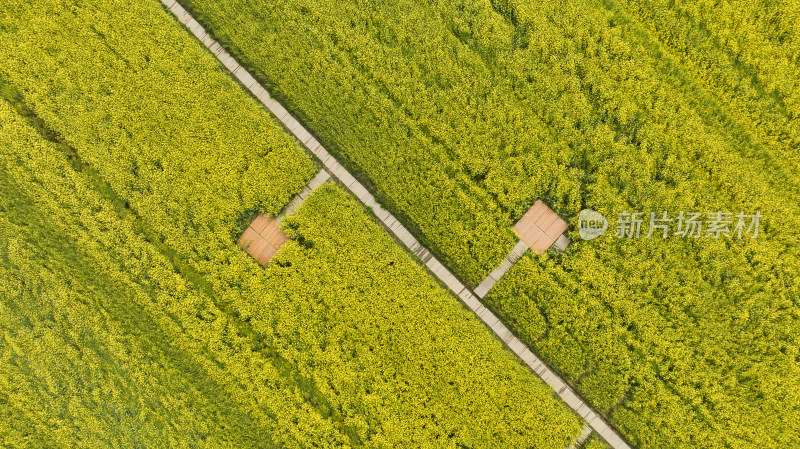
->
[158,2,632,447]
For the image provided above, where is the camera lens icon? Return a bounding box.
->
[578,209,608,240]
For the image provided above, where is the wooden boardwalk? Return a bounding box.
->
[159,2,633,447]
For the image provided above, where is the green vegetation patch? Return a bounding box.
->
[0,100,581,447]
[0,0,582,446]
[174,0,800,447]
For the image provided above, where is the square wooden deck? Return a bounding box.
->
[237,214,289,266]
[514,200,569,254]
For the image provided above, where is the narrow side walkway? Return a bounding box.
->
[568,424,594,449]
[276,170,330,222]
[159,2,631,448]
[474,240,528,297]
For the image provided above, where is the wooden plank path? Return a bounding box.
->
[158,2,633,447]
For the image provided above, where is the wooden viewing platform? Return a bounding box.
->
[474,199,571,298]
[238,214,288,266]
[514,199,570,254]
